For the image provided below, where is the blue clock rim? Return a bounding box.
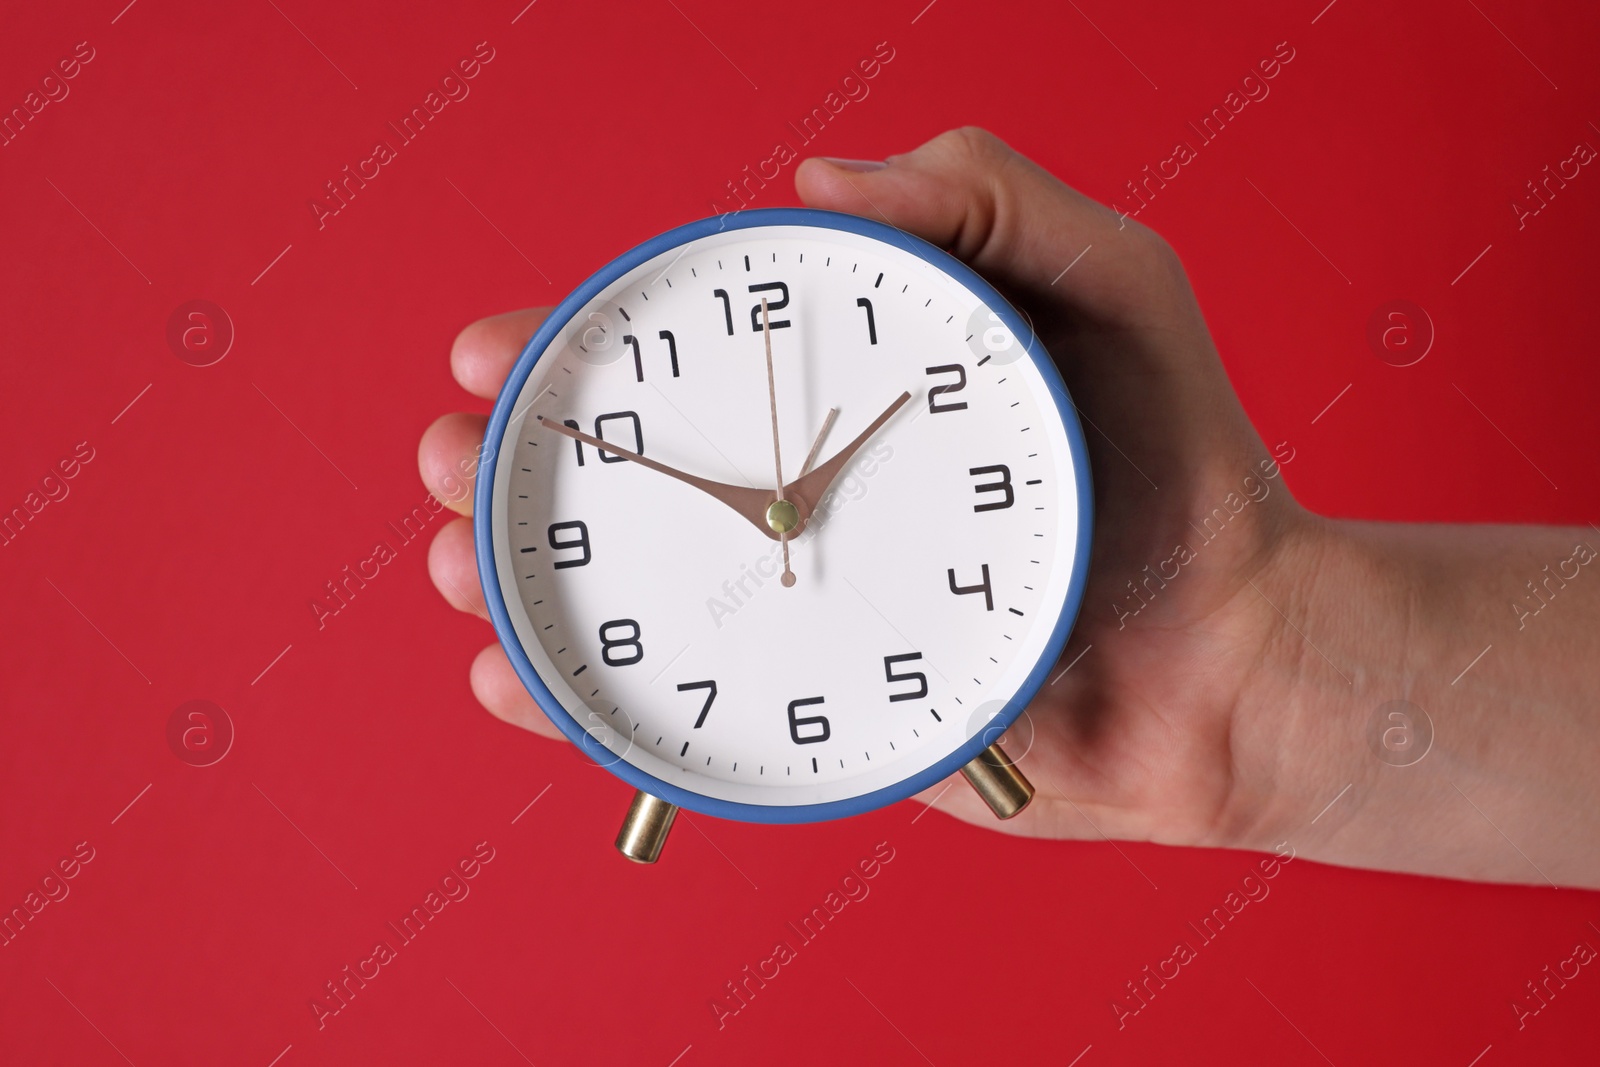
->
[475,206,1094,825]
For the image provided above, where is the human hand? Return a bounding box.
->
[421,128,1600,886]
[796,131,1600,890]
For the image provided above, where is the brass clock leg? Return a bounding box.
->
[960,742,1034,820]
[615,791,678,863]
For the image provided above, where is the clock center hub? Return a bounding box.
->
[766,499,800,534]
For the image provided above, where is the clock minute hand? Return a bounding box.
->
[758,297,797,588]
[535,416,776,536]
[782,390,911,537]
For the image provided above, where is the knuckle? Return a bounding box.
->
[932,126,1011,166]
[1125,219,1186,282]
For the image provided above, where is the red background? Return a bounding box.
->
[2,0,1597,1063]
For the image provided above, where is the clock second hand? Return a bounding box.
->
[758,297,797,588]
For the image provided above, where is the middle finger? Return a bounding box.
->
[419,411,489,516]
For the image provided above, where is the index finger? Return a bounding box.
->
[450,307,554,400]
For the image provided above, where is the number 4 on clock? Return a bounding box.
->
[947,564,994,611]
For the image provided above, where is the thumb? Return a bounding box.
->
[793,127,1191,336]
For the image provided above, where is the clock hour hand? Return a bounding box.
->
[535,416,776,536]
[780,391,911,536]
[799,407,839,478]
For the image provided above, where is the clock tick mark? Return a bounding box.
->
[665,277,672,287]
[874,272,883,287]
[852,263,857,272]
[680,741,689,756]
[617,308,629,321]
[812,758,818,774]
[744,255,750,271]
[519,546,537,553]
[977,355,991,366]
[929,709,942,722]
[573,664,588,675]
[640,291,649,301]
[691,267,697,277]
[901,284,908,293]
[1026,479,1042,485]
[924,298,932,307]
[1009,608,1025,616]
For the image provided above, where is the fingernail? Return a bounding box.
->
[819,158,887,172]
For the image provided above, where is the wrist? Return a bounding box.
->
[1208,512,1387,855]
[1223,514,1600,885]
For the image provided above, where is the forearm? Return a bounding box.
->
[1239,516,1600,886]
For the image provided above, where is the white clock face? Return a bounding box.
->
[486,219,1085,814]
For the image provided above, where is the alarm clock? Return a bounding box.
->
[475,207,1092,862]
